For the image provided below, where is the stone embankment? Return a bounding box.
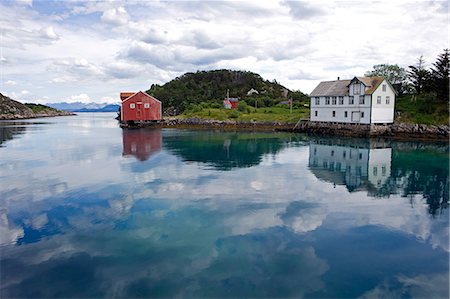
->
[120,118,449,140]
[289,121,449,140]
[120,117,295,131]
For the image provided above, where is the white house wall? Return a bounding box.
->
[368,148,392,188]
[370,79,395,124]
[308,143,369,190]
[310,94,372,124]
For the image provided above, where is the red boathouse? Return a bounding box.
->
[120,91,162,122]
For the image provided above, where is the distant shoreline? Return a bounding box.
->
[0,112,76,120]
[120,118,449,140]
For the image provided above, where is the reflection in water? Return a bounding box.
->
[0,116,448,298]
[162,131,292,170]
[0,124,27,146]
[122,128,162,161]
[308,138,449,215]
[308,139,392,192]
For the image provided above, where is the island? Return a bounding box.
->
[0,93,74,120]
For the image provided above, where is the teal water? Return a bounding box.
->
[0,113,448,298]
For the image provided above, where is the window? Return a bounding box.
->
[359,153,362,160]
[386,96,390,104]
[344,111,348,118]
[315,110,318,117]
[359,95,365,104]
[373,167,378,176]
[325,97,330,105]
[343,151,346,158]
[331,150,334,156]
[382,84,386,92]
[315,97,320,105]
[349,96,354,104]
[382,166,386,176]
[130,103,135,109]
[377,96,381,104]
[361,112,364,118]
[332,110,336,117]
[144,103,150,108]
[354,83,360,95]
[332,97,337,105]
[339,96,344,105]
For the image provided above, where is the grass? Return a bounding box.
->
[181,105,310,123]
[24,103,58,113]
[395,94,448,126]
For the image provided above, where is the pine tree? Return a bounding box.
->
[431,49,449,103]
[408,55,432,94]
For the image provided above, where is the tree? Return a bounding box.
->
[431,49,449,103]
[408,55,432,94]
[365,64,408,95]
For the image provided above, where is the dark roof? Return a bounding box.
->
[310,80,351,96]
[310,76,386,96]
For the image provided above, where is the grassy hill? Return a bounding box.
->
[147,69,308,113]
[395,93,449,125]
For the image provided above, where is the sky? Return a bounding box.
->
[0,0,448,104]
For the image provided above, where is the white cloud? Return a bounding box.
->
[0,0,446,103]
[101,7,129,26]
[39,26,59,40]
[65,93,93,103]
[4,80,17,86]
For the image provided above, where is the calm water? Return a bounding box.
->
[0,113,448,298]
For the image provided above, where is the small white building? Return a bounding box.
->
[310,76,396,124]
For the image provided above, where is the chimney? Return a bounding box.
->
[337,77,340,81]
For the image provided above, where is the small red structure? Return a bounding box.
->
[224,98,239,109]
[120,91,162,122]
[122,129,162,161]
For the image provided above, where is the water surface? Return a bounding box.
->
[1,113,448,298]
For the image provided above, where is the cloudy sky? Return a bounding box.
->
[0,0,447,104]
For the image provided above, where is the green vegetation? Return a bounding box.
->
[366,49,449,125]
[147,69,309,112]
[181,101,309,123]
[395,93,448,125]
[24,103,60,113]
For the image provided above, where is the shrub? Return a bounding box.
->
[229,110,240,118]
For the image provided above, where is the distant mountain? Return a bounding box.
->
[74,104,120,112]
[46,102,120,112]
[0,93,73,120]
[146,69,295,112]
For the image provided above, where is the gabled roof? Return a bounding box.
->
[310,80,351,97]
[356,76,384,94]
[120,92,135,101]
[310,76,386,96]
[121,91,161,104]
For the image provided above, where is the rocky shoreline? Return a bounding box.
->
[0,93,75,120]
[0,111,75,120]
[120,117,296,131]
[287,121,449,140]
[120,118,449,140]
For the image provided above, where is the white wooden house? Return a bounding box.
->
[309,76,396,124]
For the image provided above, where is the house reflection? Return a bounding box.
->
[308,139,392,192]
[122,128,162,161]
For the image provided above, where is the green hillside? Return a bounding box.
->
[146,69,308,113]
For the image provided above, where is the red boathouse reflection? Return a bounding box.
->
[122,129,162,161]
